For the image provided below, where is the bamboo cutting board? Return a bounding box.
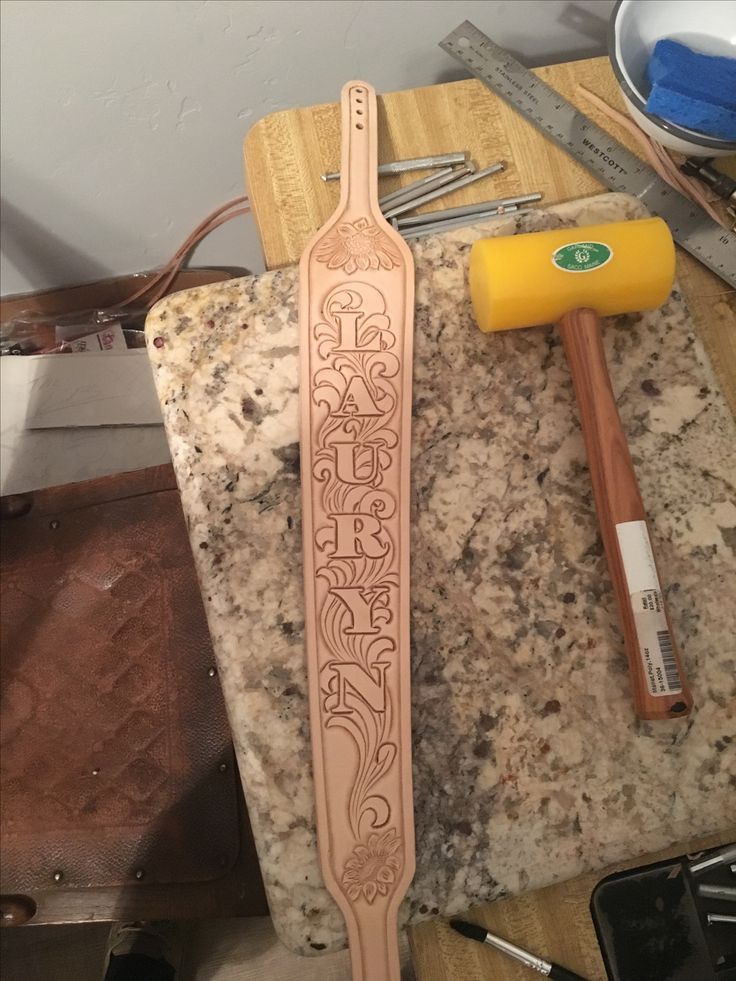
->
[409,829,736,981]
[243,58,736,416]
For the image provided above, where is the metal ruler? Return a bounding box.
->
[440,21,736,287]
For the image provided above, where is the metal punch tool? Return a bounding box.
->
[689,845,736,875]
[383,162,505,220]
[378,166,456,208]
[396,192,543,228]
[707,913,736,926]
[321,151,468,181]
[400,205,534,240]
[698,884,736,902]
[379,164,474,211]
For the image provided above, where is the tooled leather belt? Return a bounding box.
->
[299,80,415,981]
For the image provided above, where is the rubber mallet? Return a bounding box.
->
[469,217,693,720]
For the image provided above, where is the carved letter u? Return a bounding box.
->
[334,441,380,485]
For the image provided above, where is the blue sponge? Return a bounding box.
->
[645,39,736,140]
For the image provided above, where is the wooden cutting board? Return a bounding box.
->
[243,61,736,416]
[410,829,736,981]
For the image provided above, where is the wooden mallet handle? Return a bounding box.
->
[559,308,692,719]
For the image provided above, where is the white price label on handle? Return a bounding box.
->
[616,520,682,696]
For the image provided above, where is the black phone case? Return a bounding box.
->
[590,845,736,981]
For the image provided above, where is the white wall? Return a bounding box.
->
[0,0,615,296]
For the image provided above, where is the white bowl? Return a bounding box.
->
[609,0,736,157]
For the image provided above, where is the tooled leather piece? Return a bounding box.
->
[0,467,240,893]
[299,82,415,980]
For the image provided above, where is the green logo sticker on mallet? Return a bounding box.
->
[552,241,613,273]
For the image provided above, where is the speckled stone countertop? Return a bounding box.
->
[146,194,736,955]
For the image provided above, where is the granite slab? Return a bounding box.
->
[146,193,736,955]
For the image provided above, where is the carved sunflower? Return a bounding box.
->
[315,217,400,273]
[341,829,402,903]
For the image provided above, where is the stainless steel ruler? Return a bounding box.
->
[440,21,736,287]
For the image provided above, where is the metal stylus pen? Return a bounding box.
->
[450,919,588,980]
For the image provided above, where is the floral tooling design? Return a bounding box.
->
[315,217,400,273]
[341,829,402,903]
[303,276,410,906]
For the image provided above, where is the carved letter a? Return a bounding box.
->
[335,376,381,417]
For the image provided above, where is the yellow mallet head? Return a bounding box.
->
[469,217,675,332]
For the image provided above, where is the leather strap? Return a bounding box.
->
[299,81,415,981]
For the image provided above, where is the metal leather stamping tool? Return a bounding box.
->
[689,843,736,875]
[707,913,736,926]
[383,162,505,219]
[401,206,534,239]
[379,164,474,211]
[396,193,543,228]
[378,166,456,208]
[681,158,736,204]
[321,150,468,181]
[698,883,736,902]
